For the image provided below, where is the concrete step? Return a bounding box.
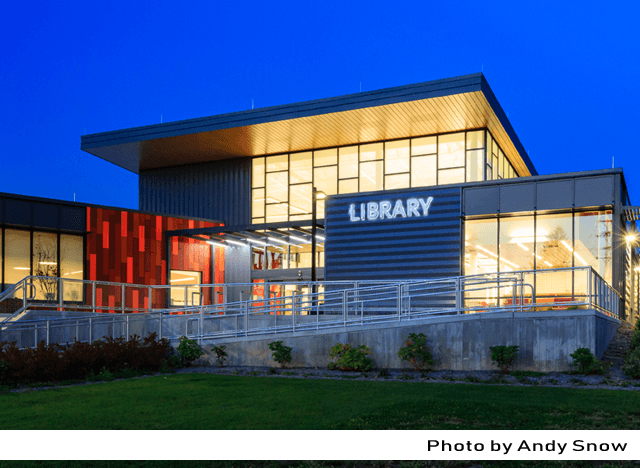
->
[601,322,635,365]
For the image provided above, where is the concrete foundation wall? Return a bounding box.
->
[200,310,620,372]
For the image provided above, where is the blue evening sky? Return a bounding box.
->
[1,1,638,209]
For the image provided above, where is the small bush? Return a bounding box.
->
[490,345,520,375]
[212,345,228,367]
[398,333,435,371]
[328,343,373,372]
[622,348,640,379]
[630,321,640,352]
[0,333,172,387]
[177,336,204,367]
[268,341,293,368]
[570,348,607,375]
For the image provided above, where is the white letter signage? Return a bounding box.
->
[348,196,434,222]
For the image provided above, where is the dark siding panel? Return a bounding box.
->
[325,187,462,282]
[139,158,251,225]
[5,199,32,226]
[60,206,86,231]
[33,203,59,229]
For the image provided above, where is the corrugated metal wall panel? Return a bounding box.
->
[325,187,462,283]
[139,158,251,225]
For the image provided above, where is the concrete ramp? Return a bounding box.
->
[199,309,620,372]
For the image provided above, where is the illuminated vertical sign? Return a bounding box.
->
[348,197,434,222]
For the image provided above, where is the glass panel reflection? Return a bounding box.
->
[384,140,409,174]
[252,158,265,188]
[411,155,437,188]
[314,148,337,167]
[33,231,58,301]
[438,132,465,169]
[499,217,535,273]
[266,172,288,203]
[438,168,465,185]
[575,210,612,284]
[290,152,312,184]
[339,179,358,194]
[360,143,383,161]
[60,234,83,302]
[466,149,484,182]
[339,146,359,179]
[314,166,338,196]
[266,155,288,172]
[411,136,437,156]
[289,184,312,216]
[385,174,410,190]
[360,160,383,192]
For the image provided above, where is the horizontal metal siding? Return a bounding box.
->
[325,187,462,283]
[139,158,251,225]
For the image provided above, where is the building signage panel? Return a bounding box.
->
[348,197,434,222]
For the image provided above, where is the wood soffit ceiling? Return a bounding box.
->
[82,82,534,178]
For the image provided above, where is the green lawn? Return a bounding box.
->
[1,374,639,430]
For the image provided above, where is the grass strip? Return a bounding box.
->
[1,374,639,430]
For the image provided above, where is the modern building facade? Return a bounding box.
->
[1,74,636,334]
[77,73,638,326]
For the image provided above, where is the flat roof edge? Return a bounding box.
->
[81,73,484,150]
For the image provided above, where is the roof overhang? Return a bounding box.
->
[81,73,537,177]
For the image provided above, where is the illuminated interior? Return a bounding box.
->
[169,270,202,306]
[464,211,612,307]
[252,129,516,223]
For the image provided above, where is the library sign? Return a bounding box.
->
[348,196,434,222]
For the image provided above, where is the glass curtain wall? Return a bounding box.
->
[1,228,84,300]
[252,129,517,224]
[465,210,613,308]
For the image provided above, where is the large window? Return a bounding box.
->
[2,229,84,300]
[169,270,202,306]
[252,130,518,223]
[464,210,613,306]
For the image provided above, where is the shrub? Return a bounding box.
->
[630,321,640,352]
[328,343,373,372]
[268,341,292,368]
[177,336,204,367]
[0,333,172,387]
[398,333,434,371]
[623,348,640,379]
[212,345,228,367]
[490,345,520,375]
[570,348,607,375]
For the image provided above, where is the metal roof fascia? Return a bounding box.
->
[81,73,485,150]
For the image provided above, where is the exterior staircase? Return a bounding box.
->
[601,321,635,365]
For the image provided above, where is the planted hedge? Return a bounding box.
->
[0,333,172,387]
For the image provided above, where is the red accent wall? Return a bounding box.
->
[86,207,224,311]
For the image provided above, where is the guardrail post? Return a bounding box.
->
[92,283,96,313]
[59,279,63,308]
[126,314,130,341]
[46,320,50,346]
[244,301,249,337]
[587,267,593,309]
[292,292,296,333]
[184,286,188,308]
[89,317,92,342]
[148,286,152,313]
[455,278,461,315]
[35,324,38,347]
[22,280,27,311]
[158,313,162,340]
[122,284,125,313]
[343,290,347,327]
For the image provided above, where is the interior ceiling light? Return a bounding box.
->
[544,261,553,267]
[560,240,573,252]
[289,235,309,243]
[574,252,588,266]
[517,243,529,251]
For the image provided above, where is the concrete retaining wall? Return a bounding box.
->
[199,309,620,372]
